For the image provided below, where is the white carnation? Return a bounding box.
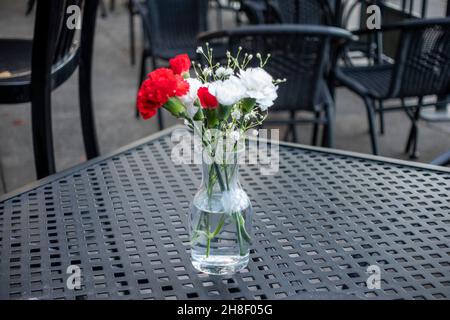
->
[180,78,202,118]
[208,76,246,106]
[238,68,278,111]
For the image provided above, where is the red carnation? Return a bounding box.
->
[197,87,218,109]
[174,74,189,96]
[137,78,166,119]
[169,54,191,75]
[137,68,189,119]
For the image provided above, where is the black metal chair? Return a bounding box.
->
[211,0,242,28]
[126,0,141,66]
[241,0,335,25]
[198,25,352,146]
[133,0,209,129]
[0,0,100,179]
[267,0,334,25]
[238,1,264,24]
[335,18,450,157]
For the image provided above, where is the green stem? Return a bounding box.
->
[234,212,245,256]
[238,212,251,244]
[213,162,226,192]
[206,237,211,257]
[190,213,203,246]
[192,149,251,258]
[211,215,226,238]
[205,213,211,257]
[223,164,230,190]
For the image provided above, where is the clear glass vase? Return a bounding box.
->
[189,149,253,275]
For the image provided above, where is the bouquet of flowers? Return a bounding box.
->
[137,44,283,274]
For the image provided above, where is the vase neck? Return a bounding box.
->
[201,151,242,192]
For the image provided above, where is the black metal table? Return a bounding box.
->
[1,126,449,300]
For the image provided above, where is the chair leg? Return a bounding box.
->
[110,0,116,11]
[136,50,147,118]
[311,111,320,146]
[410,105,422,159]
[283,126,292,141]
[151,56,164,130]
[363,97,380,155]
[216,1,223,29]
[79,3,100,160]
[157,109,164,131]
[26,0,35,15]
[405,106,421,159]
[79,64,100,160]
[99,0,107,18]
[378,99,385,135]
[128,0,136,66]
[405,125,414,154]
[31,89,56,179]
[289,110,298,143]
[322,101,335,148]
[0,158,7,194]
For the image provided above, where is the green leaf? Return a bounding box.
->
[205,109,219,128]
[241,98,256,113]
[193,108,204,121]
[217,105,232,121]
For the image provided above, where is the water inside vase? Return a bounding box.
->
[189,173,253,275]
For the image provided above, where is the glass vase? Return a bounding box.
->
[189,149,253,275]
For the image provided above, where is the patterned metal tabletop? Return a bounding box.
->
[0,126,449,300]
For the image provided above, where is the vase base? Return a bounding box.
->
[191,253,249,275]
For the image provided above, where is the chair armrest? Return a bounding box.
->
[350,17,450,35]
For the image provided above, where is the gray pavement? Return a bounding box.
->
[0,0,449,195]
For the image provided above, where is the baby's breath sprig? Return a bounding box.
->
[241,53,254,69]
[274,78,287,85]
[192,61,208,83]
[256,52,271,68]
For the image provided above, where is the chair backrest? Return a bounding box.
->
[198,25,352,111]
[31,0,99,178]
[267,0,334,25]
[145,0,208,53]
[390,18,450,98]
[33,0,91,77]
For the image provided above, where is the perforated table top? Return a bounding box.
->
[0,126,449,300]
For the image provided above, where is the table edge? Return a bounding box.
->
[1,124,449,203]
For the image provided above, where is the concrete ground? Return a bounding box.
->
[0,0,449,195]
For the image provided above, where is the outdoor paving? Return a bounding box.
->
[0,0,449,195]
